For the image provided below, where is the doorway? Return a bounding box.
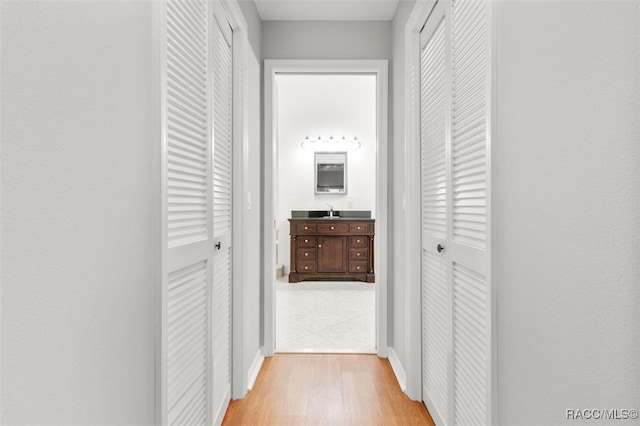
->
[263,60,389,358]
[275,73,376,352]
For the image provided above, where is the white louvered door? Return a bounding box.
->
[161,1,233,425]
[162,0,212,424]
[449,0,490,424]
[210,6,233,423]
[420,2,450,425]
[420,0,492,424]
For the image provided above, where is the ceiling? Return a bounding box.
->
[253,0,401,21]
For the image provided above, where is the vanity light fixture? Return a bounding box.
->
[301,135,361,152]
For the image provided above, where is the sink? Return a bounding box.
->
[306,210,338,218]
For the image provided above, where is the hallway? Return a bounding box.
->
[222,354,434,425]
[2,0,639,424]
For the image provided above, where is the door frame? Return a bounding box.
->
[404,0,498,420]
[403,0,438,401]
[263,59,389,358]
[220,0,252,402]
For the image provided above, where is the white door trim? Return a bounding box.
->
[152,2,163,423]
[216,0,252,402]
[263,59,389,358]
[404,0,437,402]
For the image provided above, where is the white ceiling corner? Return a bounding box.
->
[253,0,401,21]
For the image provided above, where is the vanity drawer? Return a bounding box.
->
[297,248,317,261]
[349,261,368,273]
[297,261,316,273]
[296,222,317,234]
[349,248,368,260]
[349,236,367,247]
[298,236,316,247]
[317,222,349,234]
[349,223,371,233]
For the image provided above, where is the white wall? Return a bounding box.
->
[276,75,377,271]
[245,52,263,384]
[238,0,262,64]
[1,2,156,424]
[496,1,640,424]
[262,20,392,60]
[389,0,415,380]
[237,0,264,391]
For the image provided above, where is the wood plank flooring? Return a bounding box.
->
[222,354,435,425]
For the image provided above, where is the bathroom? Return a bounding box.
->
[273,73,378,352]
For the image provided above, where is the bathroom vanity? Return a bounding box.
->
[288,215,375,283]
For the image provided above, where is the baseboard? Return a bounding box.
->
[213,384,231,426]
[387,347,407,392]
[275,264,284,278]
[247,348,265,390]
[423,393,445,426]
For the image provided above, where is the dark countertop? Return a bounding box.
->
[288,217,375,221]
[290,210,373,220]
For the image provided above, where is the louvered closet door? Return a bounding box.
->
[420,0,492,424]
[162,0,213,424]
[420,2,450,425]
[450,0,490,423]
[210,6,233,423]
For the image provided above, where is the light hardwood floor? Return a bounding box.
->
[222,354,435,425]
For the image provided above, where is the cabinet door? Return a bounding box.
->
[317,236,347,273]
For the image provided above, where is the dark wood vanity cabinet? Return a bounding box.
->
[288,219,374,283]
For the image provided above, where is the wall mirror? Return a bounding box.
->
[315,152,347,194]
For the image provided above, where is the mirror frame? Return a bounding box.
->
[314,151,347,195]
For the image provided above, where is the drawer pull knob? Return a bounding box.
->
[305,253,308,256]
[357,253,360,256]
[437,244,445,253]
[318,245,322,248]
[304,226,308,230]
[304,266,308,270]
[331,226,334,230]
[304,239,308,243]
[357,266,360,270]
[357,239,360,243]
[357,227,361,230]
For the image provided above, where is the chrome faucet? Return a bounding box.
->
[327,203,334,217]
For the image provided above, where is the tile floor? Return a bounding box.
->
[275,275,376,353]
